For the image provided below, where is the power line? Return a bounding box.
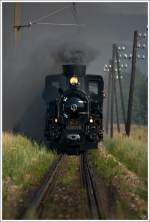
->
[14,4,85,31]
[31,5,71,24]
[35,22,85,27]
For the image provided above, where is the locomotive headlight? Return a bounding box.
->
[89,118,93,123]
[70,76,79,85]
[54,118,58,123]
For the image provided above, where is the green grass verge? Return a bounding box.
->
[89,125,148,219]
[3,132,56,219]
[89,149,147,219]
[3,133,55,186]
[89,149,122,184]
[103,131,147,180]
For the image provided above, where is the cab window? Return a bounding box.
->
[88,81,99,95]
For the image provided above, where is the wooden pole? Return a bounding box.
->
[115,46,126,130]
[105,70,111,134]
[110,45,115,138]
[114,73,120,133]
[14,3,21,44]
[126,31,138,136]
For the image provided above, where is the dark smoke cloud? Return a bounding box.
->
[52,42,99,65]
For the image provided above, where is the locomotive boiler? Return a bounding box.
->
[43,64,104,154]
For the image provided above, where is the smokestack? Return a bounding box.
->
[62,64,86,77]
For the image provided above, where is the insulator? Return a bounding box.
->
[119,54,122,58]
[104,67,109,72]
[104,64,108,68]
[109,64,112,68]
[121,64,124,68]
[137,54,141,59]
[138,32,142,37]
[124,63,128,68]
[124,53,128,59]
[142,44,146,48]
[142,55,145,59]
[128,53,132,59]
[115,68,118,72]
[118,46,121,50]
[122,46,126,50]
[137,43,141,48]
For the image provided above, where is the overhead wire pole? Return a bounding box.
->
[115,45,126,131]
[113,70,120,133]
[125,31,138,136]
[14,2,21,43]
[72,3,78,24]
[105,68,111,134]
[110,44,115,138]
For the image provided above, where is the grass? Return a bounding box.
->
[62,156,79,186]
[3,132,56,219]
[89,148,147,219]
[88,125,148,219]
[103,125,148,180]
[89,149,122,185]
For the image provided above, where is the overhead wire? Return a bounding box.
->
[31,5,71,24]
[35,22,85,27]
[14,4,85,31]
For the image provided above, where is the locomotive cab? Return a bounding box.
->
[43,64,104,154]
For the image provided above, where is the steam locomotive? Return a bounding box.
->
[43,64,104,154]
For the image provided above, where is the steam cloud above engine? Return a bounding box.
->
[52,41,99,65]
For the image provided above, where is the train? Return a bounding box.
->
[43,64,104,154]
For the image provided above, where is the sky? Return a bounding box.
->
[3,2,148,74]
[2,2,148,138]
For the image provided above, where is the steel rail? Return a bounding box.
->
[20,154,64,219]
[80,153,102,219]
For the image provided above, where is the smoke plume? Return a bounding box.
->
[52,41,98,64]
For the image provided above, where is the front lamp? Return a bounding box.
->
[70,76,79,85]
[89,118,94,123]
[54,118,58,123]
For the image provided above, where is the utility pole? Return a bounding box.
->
[105,69,111,134]
[114,74,120,133]
[115,45,126,130]
[126,31,138,136]
[14,3,21,44]
[110,44,115,138]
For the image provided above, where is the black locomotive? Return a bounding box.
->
[43,64,104,154]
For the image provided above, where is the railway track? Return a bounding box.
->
[80,152,102,219]
[21,154,64,219]
[20,153,103,220]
